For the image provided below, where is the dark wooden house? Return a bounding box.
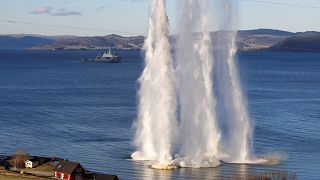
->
[25,156,51,168]
[94,174,119,180]
[53,160,85,180]
[0,156,10,170]
[34,156,51,166]
[0,160,9,170]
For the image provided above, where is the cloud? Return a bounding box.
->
[95,4,113,13]
[96,6,106,13]
[30,6,52,14]
[51,8,82,16]
[30,6,82,16]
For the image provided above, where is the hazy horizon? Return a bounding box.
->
[0,0,320,36]
[1,28,319,38]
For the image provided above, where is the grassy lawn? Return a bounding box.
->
[23,164,55,172]
[0,164,55,180]
[0,173,43,179]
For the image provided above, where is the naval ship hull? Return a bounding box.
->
[81,57,121,63]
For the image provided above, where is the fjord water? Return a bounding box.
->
[0,50,320,179]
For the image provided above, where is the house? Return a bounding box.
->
[33,156,51,166]
[0,156,11,170]
[0,160,9,170]
[25,159,39,168]
[24,156,51,168]
[85,172,119,180]
[94,174,119,180]
[53,160,85,180]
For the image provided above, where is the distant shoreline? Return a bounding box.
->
[1,48,320,53]
[1,29,320,52]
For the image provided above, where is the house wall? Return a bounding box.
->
[63,173,70,180]
[71,172,85,180]
[55,171,71,180]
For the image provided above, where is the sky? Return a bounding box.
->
[0,0,319,36]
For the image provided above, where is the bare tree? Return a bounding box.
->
[9,150,31,169]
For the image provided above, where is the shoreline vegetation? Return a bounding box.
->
[0,151,119,180]
[0,151,297,180]
[0,172,298,180]
[0,29,320,52]
[0,171,51,180]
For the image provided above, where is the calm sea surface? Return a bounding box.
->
[0,50,319,179]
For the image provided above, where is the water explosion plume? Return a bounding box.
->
[131,0,177,168]
[214,0,253,163]
[132,0,263,169]
[174,0,221,168]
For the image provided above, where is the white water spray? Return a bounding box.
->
[215,0,253,163]
[174,0,220,168]
[131,0,272,169]
[131,0,177,168]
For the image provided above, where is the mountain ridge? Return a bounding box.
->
[1,29,320,52]
[0,36,55,49]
